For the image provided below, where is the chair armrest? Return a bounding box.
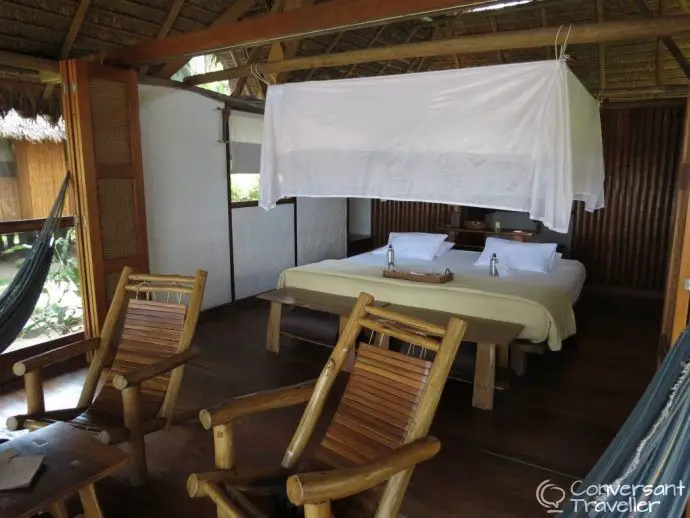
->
[199,379,317,429]
[112,347,200,390]
[13,338,100,376]
[287,436,440,506]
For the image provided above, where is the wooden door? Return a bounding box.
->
[61,60,148,336]
[661,96,690,358]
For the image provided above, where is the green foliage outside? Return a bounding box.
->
[2,228,83,339]
[230,175,260,203]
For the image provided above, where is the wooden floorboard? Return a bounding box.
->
[0,293,659,517]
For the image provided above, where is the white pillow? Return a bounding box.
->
[387,232,448,245]
[373,233,447,261]
[475,238,557,273]
[436,241,454,258]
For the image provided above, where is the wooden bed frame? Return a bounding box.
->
[257,287,527,410]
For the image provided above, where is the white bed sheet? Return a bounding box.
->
[348,248,586,305]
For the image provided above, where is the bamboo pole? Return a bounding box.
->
[281,292,373,469]
[185,15,690,84]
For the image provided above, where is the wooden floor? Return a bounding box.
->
[0,294,660,517]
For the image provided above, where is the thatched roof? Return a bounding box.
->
[0,0,688,104]
[0,109,65,143]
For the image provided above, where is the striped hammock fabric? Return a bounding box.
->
[562,328,690,517]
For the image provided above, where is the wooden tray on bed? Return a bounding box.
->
[382,268,454,284]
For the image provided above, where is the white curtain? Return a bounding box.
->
[259,60,605,233]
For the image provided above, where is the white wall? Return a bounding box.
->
[232,204,296,299]
[348,198,372,236]
[139,85,232,309]
[297,198,347,265]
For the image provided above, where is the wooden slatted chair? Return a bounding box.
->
[188,292,467,518]
[7,266,207,485]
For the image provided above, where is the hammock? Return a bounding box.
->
[561,328,690,517]
[0,174,70,354]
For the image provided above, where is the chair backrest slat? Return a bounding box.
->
[90,298,187,420]
[314,344,432,469]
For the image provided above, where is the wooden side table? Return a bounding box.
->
[0,422,128,518]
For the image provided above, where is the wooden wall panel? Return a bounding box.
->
[0,178,19,221]
[571,104,684,294]
[12,141,72,220]
[372,200,456,247]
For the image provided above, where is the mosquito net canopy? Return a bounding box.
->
[259,60,605,232]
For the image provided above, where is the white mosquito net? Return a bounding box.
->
[259,60,605,232]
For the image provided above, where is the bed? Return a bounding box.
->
[278,249,585,351]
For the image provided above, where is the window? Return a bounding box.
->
[0,114,84,354]
[229,111,263,206]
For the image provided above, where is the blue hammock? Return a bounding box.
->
[561,328,690,517]
[0,174,70,354]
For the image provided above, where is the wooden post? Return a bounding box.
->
[78,484,105,518]
[214,423,234,470]
[282,293,373,469]
[266,301,282,353]
[24,370,45,414]
[122,385,147,486]
[48,501,70,518]
[473,343,496,410]
[304,502,332,518]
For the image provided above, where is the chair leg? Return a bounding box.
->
[122,386,147,486]
[304,502,331,518]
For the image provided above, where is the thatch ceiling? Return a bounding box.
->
[0,0,688,103]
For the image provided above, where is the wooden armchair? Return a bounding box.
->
[188,292,467,518]
[7,266,207,485]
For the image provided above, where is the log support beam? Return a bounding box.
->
[183,15,690,84]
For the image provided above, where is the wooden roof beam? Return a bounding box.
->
[183,14,690,84]
[0,51,60,82]
[103,0,489,67]
[139,0,186,76]
[60,0,91,59]
[304,33,344,81]
[154,0,257,78]
[345,24,388,78]
[634,0,690,78]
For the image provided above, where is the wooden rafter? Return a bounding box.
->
[540,6,550,59]
[231,0,285,96]
[272,0,315,84]
[304,33,344,81]
[104,0,490,66]
[346,25,388,79]
[140,0,186,76]
[184,15,690,83]
[60,0,91,59]
[634,0,690,78]
[377,24,425,76]
[154,0,257,78]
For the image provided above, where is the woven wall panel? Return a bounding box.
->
[89,78,132,166]
[571,104,684,292]
[0,178,19,221]
[98,178,138,260]
[371,200,456,247]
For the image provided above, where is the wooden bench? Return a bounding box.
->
[383,304,523,410]
[256,288,524,410]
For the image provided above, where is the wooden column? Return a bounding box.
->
[473,343,496,410]
[266,301,282,353]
